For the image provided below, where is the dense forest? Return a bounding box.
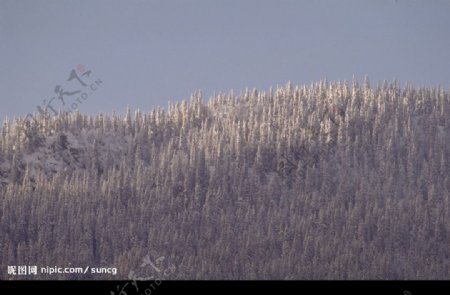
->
[0,78,449,279]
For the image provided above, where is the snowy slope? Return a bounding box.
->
[0,128,131,187]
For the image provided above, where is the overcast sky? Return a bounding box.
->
[1,0,450,121]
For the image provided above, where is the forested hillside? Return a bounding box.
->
[0,79,449,279]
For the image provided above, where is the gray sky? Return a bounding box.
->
[1,0,450,121]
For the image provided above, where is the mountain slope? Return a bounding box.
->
[0,80,449,279]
